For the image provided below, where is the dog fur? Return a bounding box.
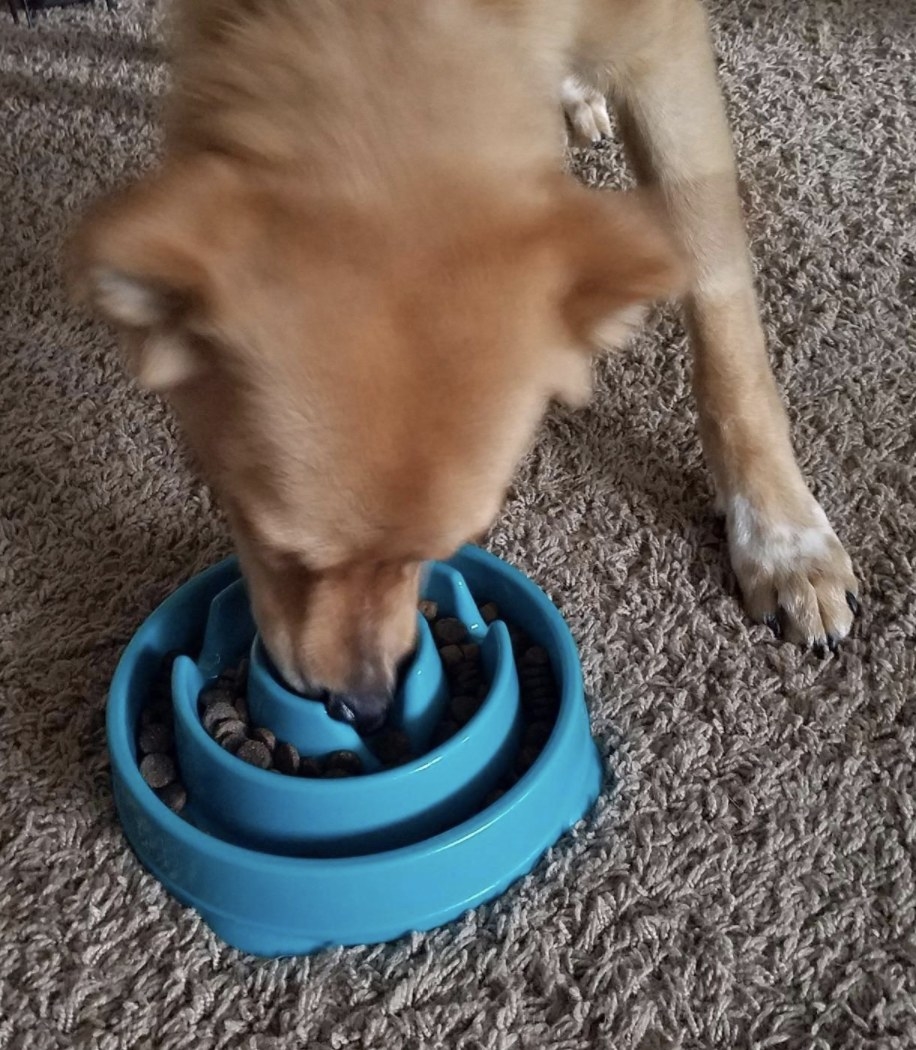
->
[69,0,858,726]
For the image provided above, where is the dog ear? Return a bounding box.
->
[67,157,234,391]
[552,184,687,349]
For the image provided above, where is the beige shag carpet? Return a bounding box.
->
[1,1,914,1047]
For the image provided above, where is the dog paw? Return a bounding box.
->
[561,76,612,145]
[725,494,860,651]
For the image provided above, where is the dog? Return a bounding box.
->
[69,0,859,733]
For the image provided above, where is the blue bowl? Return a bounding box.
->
[107,546,604,957]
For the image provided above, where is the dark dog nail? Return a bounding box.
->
[812,641,827,659]
[846,592,861,617]
[763,613,782,639]
[826,634,839,653]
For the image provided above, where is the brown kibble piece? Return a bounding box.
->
[233,695,250,722]
[274,741,300,775]
[522,684,558,705]
[216,723,249,754]
[508,625,531,654]
[236,739,273,769]
[138,722,174,755]
[431,720,459,747]
[460,643,480,662]
[524,721,553,750]
[202,700,240,732]
[324,749,363,776]
[299,756,323,778]
[215,670,238,693]
[323,768,351,779]
[200,686,235,710]
[140,752,177,790]
[438,644,465,668]
[372,728,412,767]
[515,743,542,775]
[418,599,439,622]
[251,726,277,752]
[520,646,550,667]
[479,602,499,624]
[451,667,482,693]
[142,698,172,727]
[157,781,187,813]
[524,697,560,721]
[450,694,480,725]
[434,618,468,646]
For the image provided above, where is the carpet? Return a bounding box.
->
[1,1,914,1047]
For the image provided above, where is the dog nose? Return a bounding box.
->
[325,692,390,735]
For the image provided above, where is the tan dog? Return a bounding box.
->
[70,0,858,731]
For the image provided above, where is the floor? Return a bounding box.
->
[1,1,914,1047]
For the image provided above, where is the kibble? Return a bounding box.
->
[371,728,412,767]
[451,667,482,694]
[431,719,459,747]
[525,698,559,722]
[202,700,240,732]
[157,781,187,813]
[251,726,277,752]
[460,643,480,662]
[434,617,468,646]
[299,756,323,778]
[524,721,553,749]
[274,741,300,775]
[520,646,550,667]
[135,652,190,813]
[140,752,177,790]
[215,670,238,692]
[450,694,480,725]
[199,685,235,710]
[479,601,499,624]
[214,719,249,752]
[138,722,173,755]
[324,750,364,776]
[515,743,542,775]
[418,599,439,622]
[438,644,465,668]
[236,739,273,769]
[508,625,531,654]
[141,700,171,727]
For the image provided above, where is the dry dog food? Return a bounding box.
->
[137,596,560,819]
[140,752,177,789]
[236,738,273,769]
[135,650,188,813]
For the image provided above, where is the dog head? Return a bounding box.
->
[69,153,683,731]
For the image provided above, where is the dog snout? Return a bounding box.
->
[326,691,391,735]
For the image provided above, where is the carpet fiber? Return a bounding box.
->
[1,1,914,1047]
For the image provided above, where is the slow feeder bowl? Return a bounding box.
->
[108,546,604,957]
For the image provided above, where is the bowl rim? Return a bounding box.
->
[108,545,584,872]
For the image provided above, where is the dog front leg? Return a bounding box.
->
[604,0,859,648]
